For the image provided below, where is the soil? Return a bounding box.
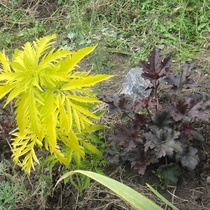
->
[0,1,210,210]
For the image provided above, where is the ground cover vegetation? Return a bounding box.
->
[0,0,209,209]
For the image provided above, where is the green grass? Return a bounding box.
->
[0,0,209,63]
[0,159,55,210]
[58,0,209,63]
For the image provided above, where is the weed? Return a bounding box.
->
[0,160,26,210]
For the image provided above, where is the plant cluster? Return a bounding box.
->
[100,47,210,185]
[0,34,112,175]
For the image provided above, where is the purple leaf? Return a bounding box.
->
[176,146,199,170]
[180,122,196,138]
[187,97,210,121]
[140,47,172,84]
[98,93,120,112]
[172,99,189,122]
[164,62,196,89]
[149,111,172,129]
[130,149,158,175]
[172,97,210,122]
[98,93,133,113]
[133,97,156,113]
[108,121,143,152]
[144,128,182,158]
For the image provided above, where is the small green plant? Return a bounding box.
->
[100,47,210,186]
[39,126,107,193]
[0,160,25,210]
[0,34,113,174]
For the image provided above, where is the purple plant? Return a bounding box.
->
[99,47,210,184]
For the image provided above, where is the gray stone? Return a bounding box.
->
[121,68,152,100]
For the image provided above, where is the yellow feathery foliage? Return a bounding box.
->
[0,34,113,175]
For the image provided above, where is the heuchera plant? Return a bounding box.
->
[100,47,210,184]
[0,34,113,174]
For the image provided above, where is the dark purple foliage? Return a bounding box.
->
[130,149,158,175]
[140,47,171,84]
[108,121,143,152]
[99,47,209,179]
[164,62,197,89]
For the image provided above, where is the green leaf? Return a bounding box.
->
[156,163,180,186]
[55,170,163,210]
[147,184,179,210]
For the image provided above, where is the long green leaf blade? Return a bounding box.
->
[147,184,179,210]
[55,170,163,210]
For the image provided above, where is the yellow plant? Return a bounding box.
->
[0,34,113,174]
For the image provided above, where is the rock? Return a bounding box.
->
[121,68,152,100]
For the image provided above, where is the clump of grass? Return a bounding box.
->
[0,160,25,209]
[0,0,68,52]
[1,0,208,69]
[60,0,209,64]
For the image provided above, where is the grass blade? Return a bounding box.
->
[55,170,162,210]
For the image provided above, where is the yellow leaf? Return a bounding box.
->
[34,34,57,57]
[83,124,105,133]
[0,34,113,175]
[38,49,71,71]
[77,112,94,128]
[0,51,11,72]
[61,46,96,73]
[11,131,41,175]
[59,97,72,132]
[66,99,73,131]
[61,130,85,157]
[83,141,102,155]
[71,102,99,119]
[54,148,69,165]
[62,74,114,90]
[22,42,37,68]
[42,102,58,152]
[31,149,40,165]
[73,109,81,132]
[0,83,16,100]
[28,91,43,138]
[10,61,27,73]
[68,95,101,103]
[5,84,26,106]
